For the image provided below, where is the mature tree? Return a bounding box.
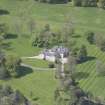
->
[86,31,95,44]
[32,24,59,48]
[95,33,105,51]
[78,45,88,62]
[5,55,22,77]
[72,0,82,6]
[0,36,4,47]
[36,0,68,3]
[96,60,105,76]
[81,0,97,7]
[0,85,32,105]
[0,24,8,47]
[98,0,105,9]
[0,51,8,79]
[73,0,97,7]
[65,54,76,76]
[100,40,105,51]
[0,24,8,39]
[0,64,9,79]
[81,0,89,6]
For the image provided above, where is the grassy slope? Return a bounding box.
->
[0,70,56,105]
[23,59,50,68]
[0,0,105,104]
[77,37,105,97]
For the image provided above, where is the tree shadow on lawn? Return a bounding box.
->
[74,72,90,80]
[72,34,81,38]
[1,42,13,50]
[0,9,10,15]
[82,100,103,105]
[17,66,33,78]
[5,33,18,39]
[77,56,96,64]
[32,97,40,101]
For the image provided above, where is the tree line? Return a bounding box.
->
[73,0,105,9]
[35,0,105,9]
[0,23,23,79]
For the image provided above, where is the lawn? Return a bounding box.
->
[0,0,105,104]
[0,70,57,105]
[77,40,105,97]
[23,59,50,68]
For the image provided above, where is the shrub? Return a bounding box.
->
[72,0,82,6]
[85,31,95,44]
[48,63,55,68]
[78,45,88,62]
[94,33,105,51]
[32,24,60,48]
[35,0,68,3]
[96,60,105,76]
[81,0,97,7]
[73,0,97,7]
[98,0,105,9]
[0,85,32,105]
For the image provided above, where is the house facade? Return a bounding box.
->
[42,46,69,63]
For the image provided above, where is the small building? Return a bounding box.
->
[42,46,69,62]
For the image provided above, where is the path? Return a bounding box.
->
[21,63,56,71]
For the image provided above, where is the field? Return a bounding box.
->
[0,0,105,105]
[0,70,56,105]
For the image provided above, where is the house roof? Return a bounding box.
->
[43,46,69,56]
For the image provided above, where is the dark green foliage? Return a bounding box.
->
[81,0,97,7]
[0,53,22,79]
[0,64,9,79]
[36,0,68,3]
[88,0,97,7]
[48,63,55,68]
[78,45,88,62]
[32,24,60,48]
[95,34,105,52]
[0,85,31,105]
[96,60,105,76]
[73,0,97,7]
[0,51,9,79]
[55,51,105,105]
[72,0,82,6]
[49,0,68,3]
[0,24,8,39]
[98,0,105,9]
[99,40,105,51]
[5,55,22,78]
[86,31,95,44]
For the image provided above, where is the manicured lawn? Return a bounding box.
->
[0,70,57,105]
[73,34,105,97]
[0,0,105,104]
[23,59,50,68]
[4,37,42,57]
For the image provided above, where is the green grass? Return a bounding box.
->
[0,70,57,105]
[23,59,50,68]
[4,38,42,57]
[0,0,105,104]
[77,42,105,97]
